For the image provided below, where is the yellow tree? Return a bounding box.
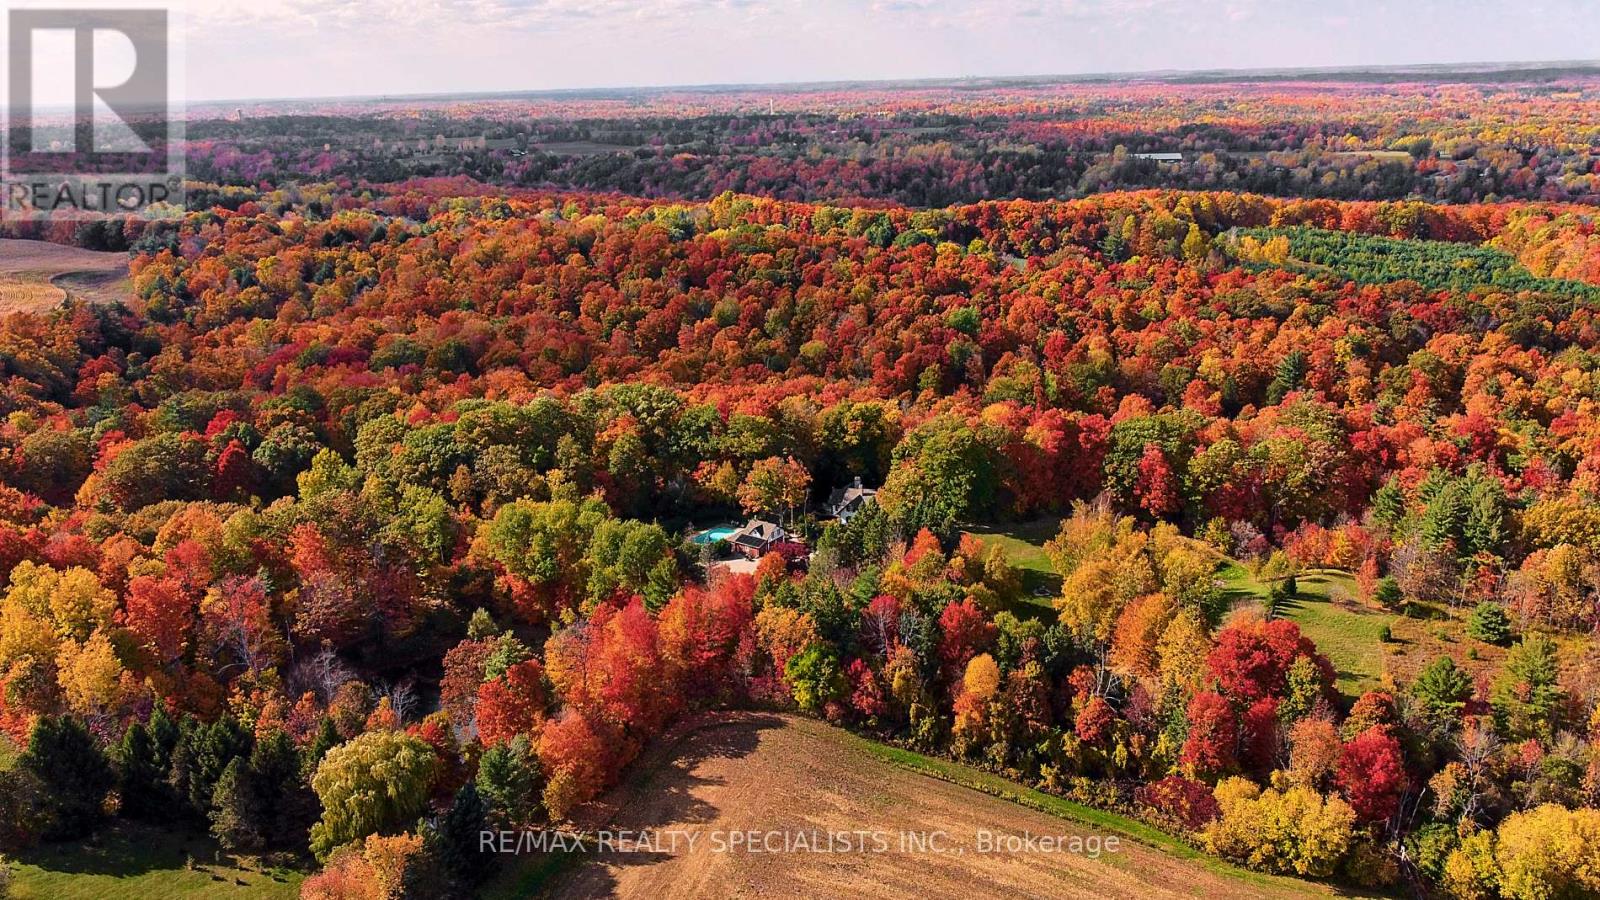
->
[737,456,811,528]
[1203,777,1356,877]
[310,731,439,861]
[6,561,115,640]
[1494,804,1600,900]
[57,632,125,716]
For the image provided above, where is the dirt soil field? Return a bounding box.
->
[0,239,131,312]
[554,714,1350,900]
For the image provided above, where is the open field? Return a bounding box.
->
[0,240,131,313]
[964,517,1061,618]
[1383,604,1507,686]
[1219,563,1392,697]
[962,524,1438,701]
[8,821,303,900]
[966,523,1400,697]
[1218,562,1526,699]
[534,141,636,156]
[550,713,1363,900]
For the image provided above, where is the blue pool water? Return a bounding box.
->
[691,525,740,544]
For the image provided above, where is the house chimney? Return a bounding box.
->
[853,476,862,489]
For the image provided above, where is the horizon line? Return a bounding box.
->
[181,56,1600,110]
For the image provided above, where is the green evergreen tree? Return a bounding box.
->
[1419,478,1468,553]
[209,730,312,853]
[209,757,262,851]
[303,717,340,777]
[476,735,543,826]
[20,717,113,840]
[165,717,202,821]
[114,720,170,820]
[1491,634,1564,743]
[1412,655,1473,736]
[1370,479,1405,532]
[1468,601,1513,646]
[148,704,180,762]
[1100,228,1127,262]
[426,782,496,892]
[1373,577,1404,609]
[483,633,534,680]
[1462,470,1507,558]
[1266,350,1307,404]
[251,730,315,850]
[172,715,251,821]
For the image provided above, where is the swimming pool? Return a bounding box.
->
[691,525,740,544]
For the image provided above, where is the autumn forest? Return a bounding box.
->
[8,69,1600,899]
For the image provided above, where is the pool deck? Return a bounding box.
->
[690,525,741,545]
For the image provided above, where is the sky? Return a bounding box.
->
[80,0,1600,102]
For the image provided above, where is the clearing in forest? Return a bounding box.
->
[547,713,1368,900]
[0,239,132,313]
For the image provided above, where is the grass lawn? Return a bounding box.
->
[482,847,581,900]
[963,517,1061,620]
[1215,559,1268,605]
[9,822,304,900]
[961,534,1393,698]
[1217,562,1391,698]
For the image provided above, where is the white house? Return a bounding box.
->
[825,477,879,524]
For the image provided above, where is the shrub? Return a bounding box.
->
[1468,602,1513,646]
[1373,576,1403,609]
[301,832,428,900]
[1202,777,1356,877]
[1134,775,1221,832]
[0,769,50,850]
[1340,839,1399,889]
